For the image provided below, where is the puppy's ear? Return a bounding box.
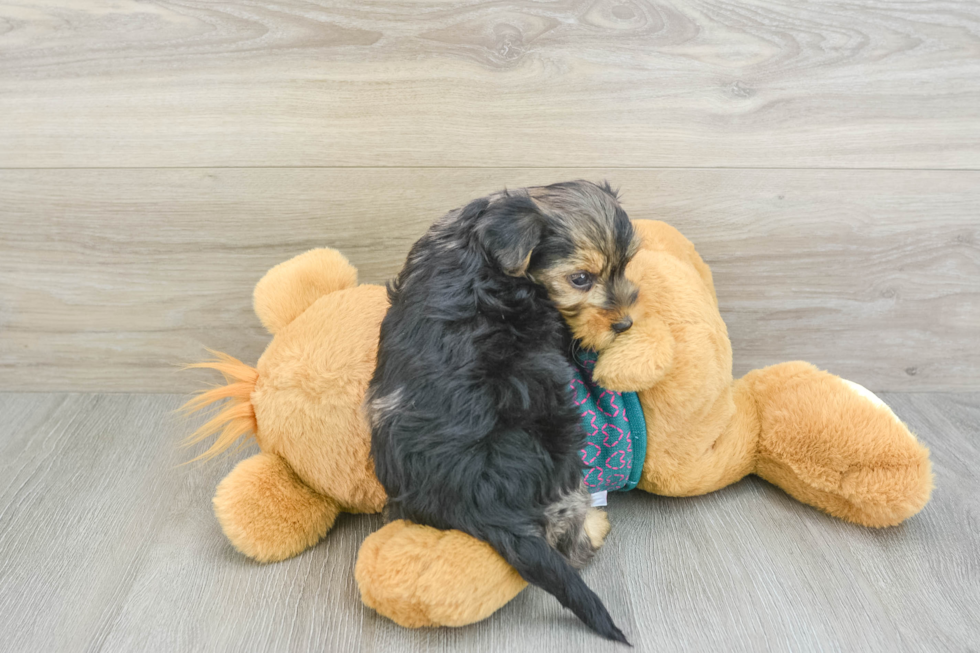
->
[476,194,543,276]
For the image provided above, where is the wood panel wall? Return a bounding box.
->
[1,0,978,392]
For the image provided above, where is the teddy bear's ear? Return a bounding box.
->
[253,248,358,334]
[473,193,544,277]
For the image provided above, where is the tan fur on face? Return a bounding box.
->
[532,244,638,351]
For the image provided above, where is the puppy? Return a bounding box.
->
[367,180,639,643]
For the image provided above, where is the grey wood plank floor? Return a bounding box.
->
[0,393,976,652]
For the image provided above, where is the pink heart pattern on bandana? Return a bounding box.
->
[570,351,636,492]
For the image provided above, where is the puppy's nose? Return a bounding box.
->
[611,316,633,334]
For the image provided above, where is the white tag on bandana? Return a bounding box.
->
[590,491,608,507]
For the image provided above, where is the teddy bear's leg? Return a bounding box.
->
[737,362,933,527]
[213,452,340,562]
[355,520,528,627]
[355,509,614,628]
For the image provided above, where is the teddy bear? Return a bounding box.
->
[185,219,932,630]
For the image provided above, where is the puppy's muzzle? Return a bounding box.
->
[611,316,633,334]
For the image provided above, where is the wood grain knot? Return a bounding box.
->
[493,23,527,62]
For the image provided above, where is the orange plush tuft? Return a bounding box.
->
[181,351,258,462]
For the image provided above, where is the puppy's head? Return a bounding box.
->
[477,180,640,351]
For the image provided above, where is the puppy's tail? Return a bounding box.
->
[485,529,629,644]
[179,350,259,462]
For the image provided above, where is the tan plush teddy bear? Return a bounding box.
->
[186,220,932,629]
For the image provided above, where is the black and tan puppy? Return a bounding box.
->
[367,181,639,643]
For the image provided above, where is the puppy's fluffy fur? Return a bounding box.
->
[368,181,639,643]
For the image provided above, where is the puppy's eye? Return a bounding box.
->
[568,272,594,291]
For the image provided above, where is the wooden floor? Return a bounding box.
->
[0,391,977,652]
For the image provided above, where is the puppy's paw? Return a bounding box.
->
[584,508,611,549]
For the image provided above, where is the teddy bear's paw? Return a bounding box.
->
[592,317,675,392]
[355,520,527,628]
[593,339,670,392]
[752,364,934,528]
[213,453,339,563]
[838,379,908,432]
[838,457,934,527]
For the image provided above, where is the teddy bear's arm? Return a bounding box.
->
[591,314,675,392]
[592,221,720,392]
